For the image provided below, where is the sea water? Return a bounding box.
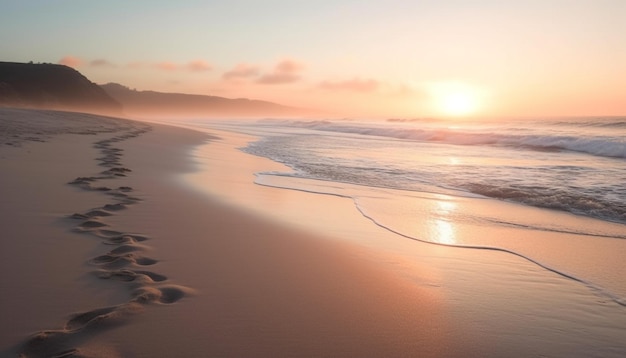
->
[186,116,626,303]
[243,117,626,223]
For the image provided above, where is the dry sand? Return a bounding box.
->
[2,108,625,357]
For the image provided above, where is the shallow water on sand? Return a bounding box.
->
[181,118,626,303]
[178,124,626,357]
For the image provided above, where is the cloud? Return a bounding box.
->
[153,60,212,72]
[186,60,212,72]
[257,72,300,84]
[90,59,116,67]
[275,60,304,73]
[257,59,304,85]
[319,78,380,92]
[222,63,260,80]
[58,56,82,68]
[154,61,178,71]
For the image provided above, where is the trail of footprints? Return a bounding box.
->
[20,126,193,358]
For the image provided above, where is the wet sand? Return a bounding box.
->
[0,110,461,357]
[1,108,625,357]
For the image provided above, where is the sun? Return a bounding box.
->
[430,82,483,117]
[439,91,477,116]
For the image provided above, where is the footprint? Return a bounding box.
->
[76,220,108,229]
[93,186,112,192]
[70,213,89,220]
[95,269,167,283]
[84,210,112,218]
[65,306,118,331]
[90,253,157,269]
[68,177,97,185]
[99,161,122,168]
[134,270,167,282]
[91,244,145,264]
[158,286,188,304]
[102,203,126,211]
[97,154,121,160]
[134,256,158,266]
[109,167,131,173]
[132,285,191,305]
[102,234,149,245]
[95,269,136,282]
[71,210,112,220]
[95,229,124,237]
[103,236,134,245]
[100,167,131,177]
[108,244,145,255]
[65,303,142,331]
[19,330,73,358]
[90,254,136,268]
[106,192,128,198]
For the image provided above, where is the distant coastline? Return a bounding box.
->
[100,82,315,119]
[0,61,316,119]
[0,61,121,116]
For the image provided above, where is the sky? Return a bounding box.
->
[1,0,625,118]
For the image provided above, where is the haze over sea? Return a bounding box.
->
[185,116,626,303]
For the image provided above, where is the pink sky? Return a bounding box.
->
[6,1,626,118]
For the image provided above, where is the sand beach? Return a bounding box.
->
[1,108,625,357]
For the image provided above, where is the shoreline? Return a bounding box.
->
[180,119,626,302]
[1,108,625,357]
[86,118,469,357]
[179,123,626,356]
[0,110,463,357]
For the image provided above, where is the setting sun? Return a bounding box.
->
[439,92,477,116]
[431,83,482,117]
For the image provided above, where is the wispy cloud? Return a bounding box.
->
[257,59,304,85]
[152,60,213,72]
[319,78,380,92]
[58,55,212,75]
[90,59,116,67]
[58,56,82,68]
[222,63,260,80]
[186,60,212,72]
[154,61,178,71]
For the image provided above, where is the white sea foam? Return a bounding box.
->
[244,117,626,224]
[258,119,626,159]
[192,116,626,318]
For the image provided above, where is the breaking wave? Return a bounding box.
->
[258,119,626,159]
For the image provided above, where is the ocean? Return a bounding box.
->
[186,116,626,304]
[244,117,625,223]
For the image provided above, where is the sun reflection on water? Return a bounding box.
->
[431,200,457,245]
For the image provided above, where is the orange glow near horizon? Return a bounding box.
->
[4,2,623,118]
[430,82,485,118]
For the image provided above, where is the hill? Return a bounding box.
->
[100,83,309,118]
[0,62,122,115]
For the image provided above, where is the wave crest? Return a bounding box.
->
[264,120,626,159]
